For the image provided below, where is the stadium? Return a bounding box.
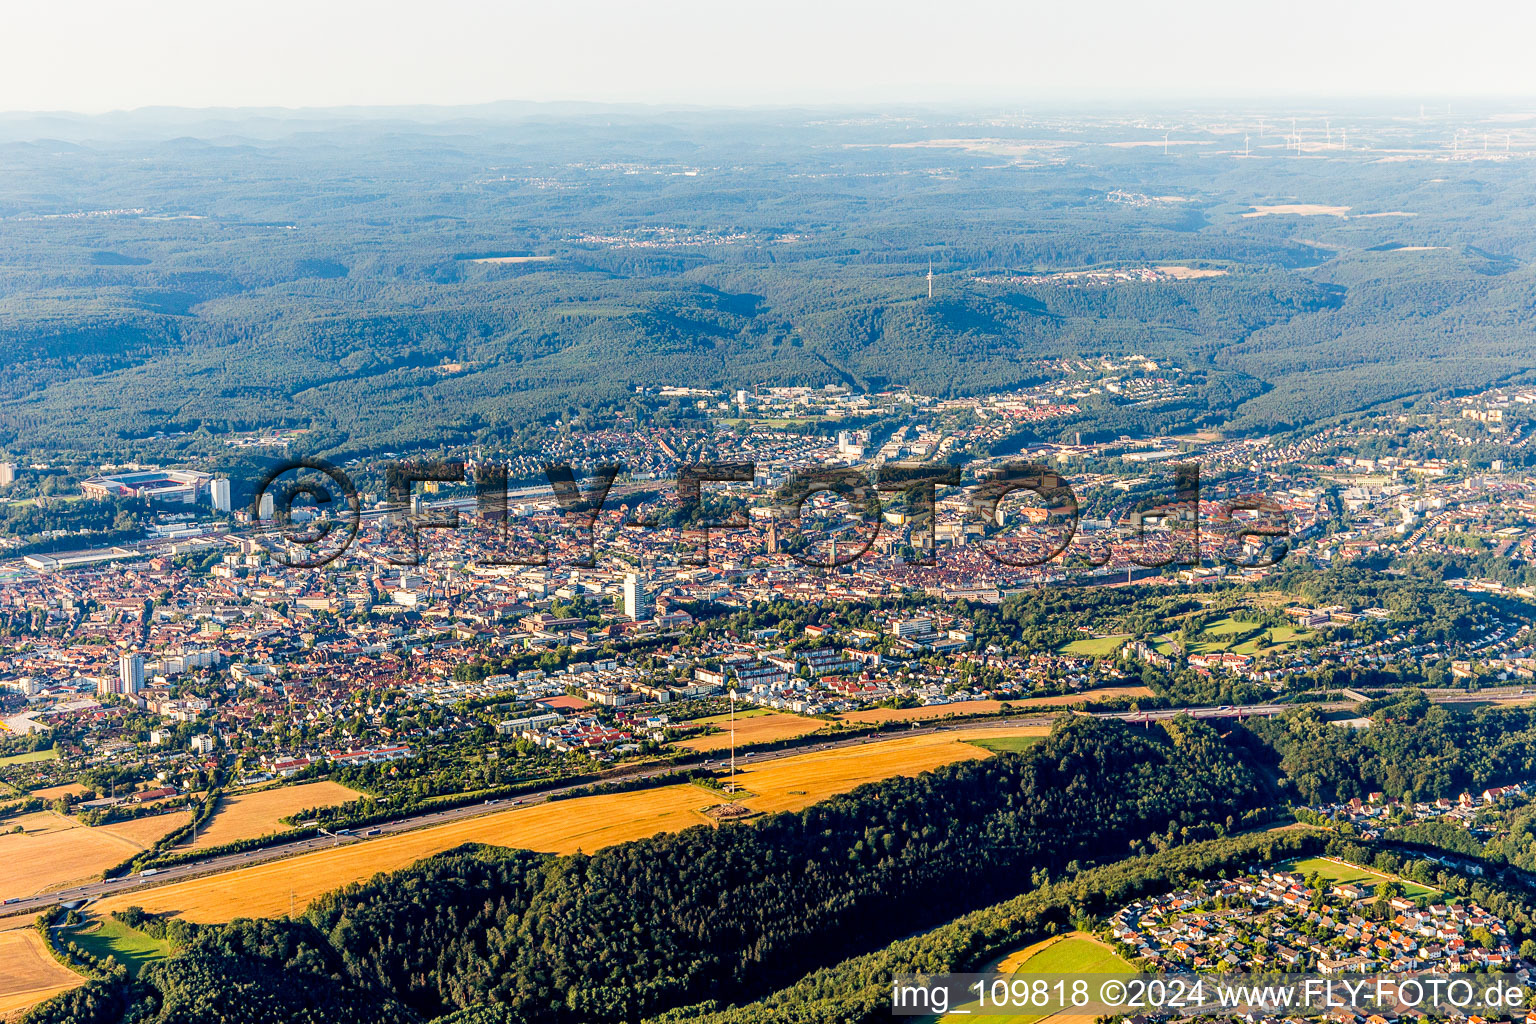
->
[79,469,212,504]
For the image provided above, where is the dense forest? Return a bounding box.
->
[2,106,1536,462]
[654,827,1536,1024]
[644,828,1328,1024]
[27,716,1263,1024]
[1244,690,1536,803]
[31,692,1536,1024]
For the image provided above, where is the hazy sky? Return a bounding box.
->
[6,0,1536,113]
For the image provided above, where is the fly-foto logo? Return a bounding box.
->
[248,456,1290,570]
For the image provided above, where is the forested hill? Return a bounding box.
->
[28,716,1264,1024]
[3,105,1536,458]
[1244,691,1536,804]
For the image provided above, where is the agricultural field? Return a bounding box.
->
[65,914,171,978]
[93,726,1046,924]
[1056,634,1131,657]
[0,917,83,1018]
[188,780,361,850]
[940,933,1134,1024]
[1241,204,1352,218]
[724,727,1048,815]
[0,809,192,899]
[835,687,1154,725]
[1287,856,1438,897]
[964,734,1045,755]
[676,711,825,752]
[29,783,88,802]
[994,932,1135,973]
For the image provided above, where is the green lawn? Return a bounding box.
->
[1287,856,1438,897]
[1149,618,1311,658]
[1231,626,1312,656]
[1057,634,1131,657]
[70,916,172,978]
[0,747,59,766]
[965,735,1045,755]
[1006,934,1134,973]
[1184,617,1263,654]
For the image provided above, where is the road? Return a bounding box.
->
[0,699,1336,918]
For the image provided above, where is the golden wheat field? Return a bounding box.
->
[723,727,1047,814]
[27,783,88,802]
[0,918,83,1018]
[188,781,361,850]
[93,726,1046,924]
[835,686,1153,725]
[0,810,192,899]
[676,711,825,752]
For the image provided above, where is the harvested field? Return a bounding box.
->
[0,918,82,1018]
[727,728,1047,814]
[1242,204,1350,218]
[467,255,552,264]
[92,726,1046,923]
[189,781,361,850]
[676,712,824,752]
[0,810,191,899]
[1107,139,1209,148]
[1155,265,1227,279]
[28,783,87,802]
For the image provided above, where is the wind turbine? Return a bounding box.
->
[1163,131,1170,155]
[1244,135,1250,157]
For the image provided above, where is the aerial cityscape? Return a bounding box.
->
[5,4,1536,1024]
